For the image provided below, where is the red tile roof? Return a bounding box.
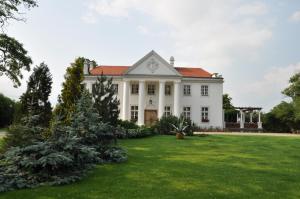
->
[90,66,129,76]
[175,67,212,78]
[89,65,212,78]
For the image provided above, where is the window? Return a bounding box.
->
[148,84,155,95]
[201,107,209,122]
[165,85,171,95]
[183,85,191,96]
[164,106,171,117]
[131,84,139,94]
[130,105,138,122]
[183,106,191,120]
[112,84,118,94]
[201,85,208,96]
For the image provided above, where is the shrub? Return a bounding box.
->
[121,126,157,139]
[0,130,100,192]
[1,123,44,152]
[101,146,127,163]
[155,115,179,135]
[117,120,139,129]
[156,115,195,136]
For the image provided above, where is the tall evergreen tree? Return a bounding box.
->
[92,73,120,125]
[54,57,96,124]
[20,62,52,127]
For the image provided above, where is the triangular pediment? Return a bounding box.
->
[125,50,181,76]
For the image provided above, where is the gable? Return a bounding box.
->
[125,50,181,76]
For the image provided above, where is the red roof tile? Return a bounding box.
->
[175,67,212,78]
[89,65,212,78]
[90,66,129,76]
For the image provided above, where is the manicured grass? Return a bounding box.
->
[1,135,300,199]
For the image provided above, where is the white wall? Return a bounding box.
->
[180,80,223,128]
[84,77,223,128]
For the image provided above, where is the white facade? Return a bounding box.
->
[84,50,224,128]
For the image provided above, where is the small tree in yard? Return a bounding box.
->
[0,89,127,193]
[70,89,126,162]
[92,73,120,126]
[2,63,52,151]
[20,63,53,127]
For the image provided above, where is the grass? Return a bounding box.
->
[1,135,300,199]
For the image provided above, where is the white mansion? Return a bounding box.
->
[83,50,224,128]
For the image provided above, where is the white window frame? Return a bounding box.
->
[130,105,138,122]
[148,84,155,95]
[131,83,139,95]
[165,84,171,96]
[201,85,209,96]
[164,106,172,117]
[183,106,191,120]
[183,85,191,96]
[201,107,209,122]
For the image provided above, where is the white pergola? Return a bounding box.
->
[235,107,262,129]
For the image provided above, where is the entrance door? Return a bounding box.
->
[144,110,158,126]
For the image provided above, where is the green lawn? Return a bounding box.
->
[1,135,300,199]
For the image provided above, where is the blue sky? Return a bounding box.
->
[0,0,300,111]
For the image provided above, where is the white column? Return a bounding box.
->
[258,111,262,129]
[138,80,145,126]
[173,81,180,117]
[158,80,166,118]
[240,110,244,128]
[250,112,253,123]
[122,80,129,120]
[236,112,239,123]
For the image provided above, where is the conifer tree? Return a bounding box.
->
[54,57,96,124]
[20,62,52,127]
[92,73,120,125]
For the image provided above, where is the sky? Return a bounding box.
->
[0,0,300,111]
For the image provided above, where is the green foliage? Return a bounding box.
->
[171,116,189,135]
[155,115,195,136]
[263,101,300,133]
[0,85,127,193]
[0,93,15,127]
[117,120,139,129]
[20,63,53,127]
[69,90,118,150]
[0,34,32,87]
[223,93,234,110]
[282,73,300,100]
[0,0,37,87]
[53,57,87,124]
[101,146,127,163]
[155,115,179,135]
[123,126,157,139]
[0,130,100,192]
[92,74,120,126]
[1,123,43,152]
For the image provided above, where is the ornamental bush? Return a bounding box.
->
[155,115,196,136]
[0,89,127,193]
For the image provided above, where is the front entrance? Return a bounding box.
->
[144,110,158,126]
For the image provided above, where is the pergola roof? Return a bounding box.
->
[235,107,262,111]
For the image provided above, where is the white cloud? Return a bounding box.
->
[248,63,300,95]
[289,10,300,22]
[137,25,149,34]
[241,62,300,110]
[83,0,272,68]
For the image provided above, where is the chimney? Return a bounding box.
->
[89,61,95,71]
[170,56,175,66]
[83,59,89,75]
